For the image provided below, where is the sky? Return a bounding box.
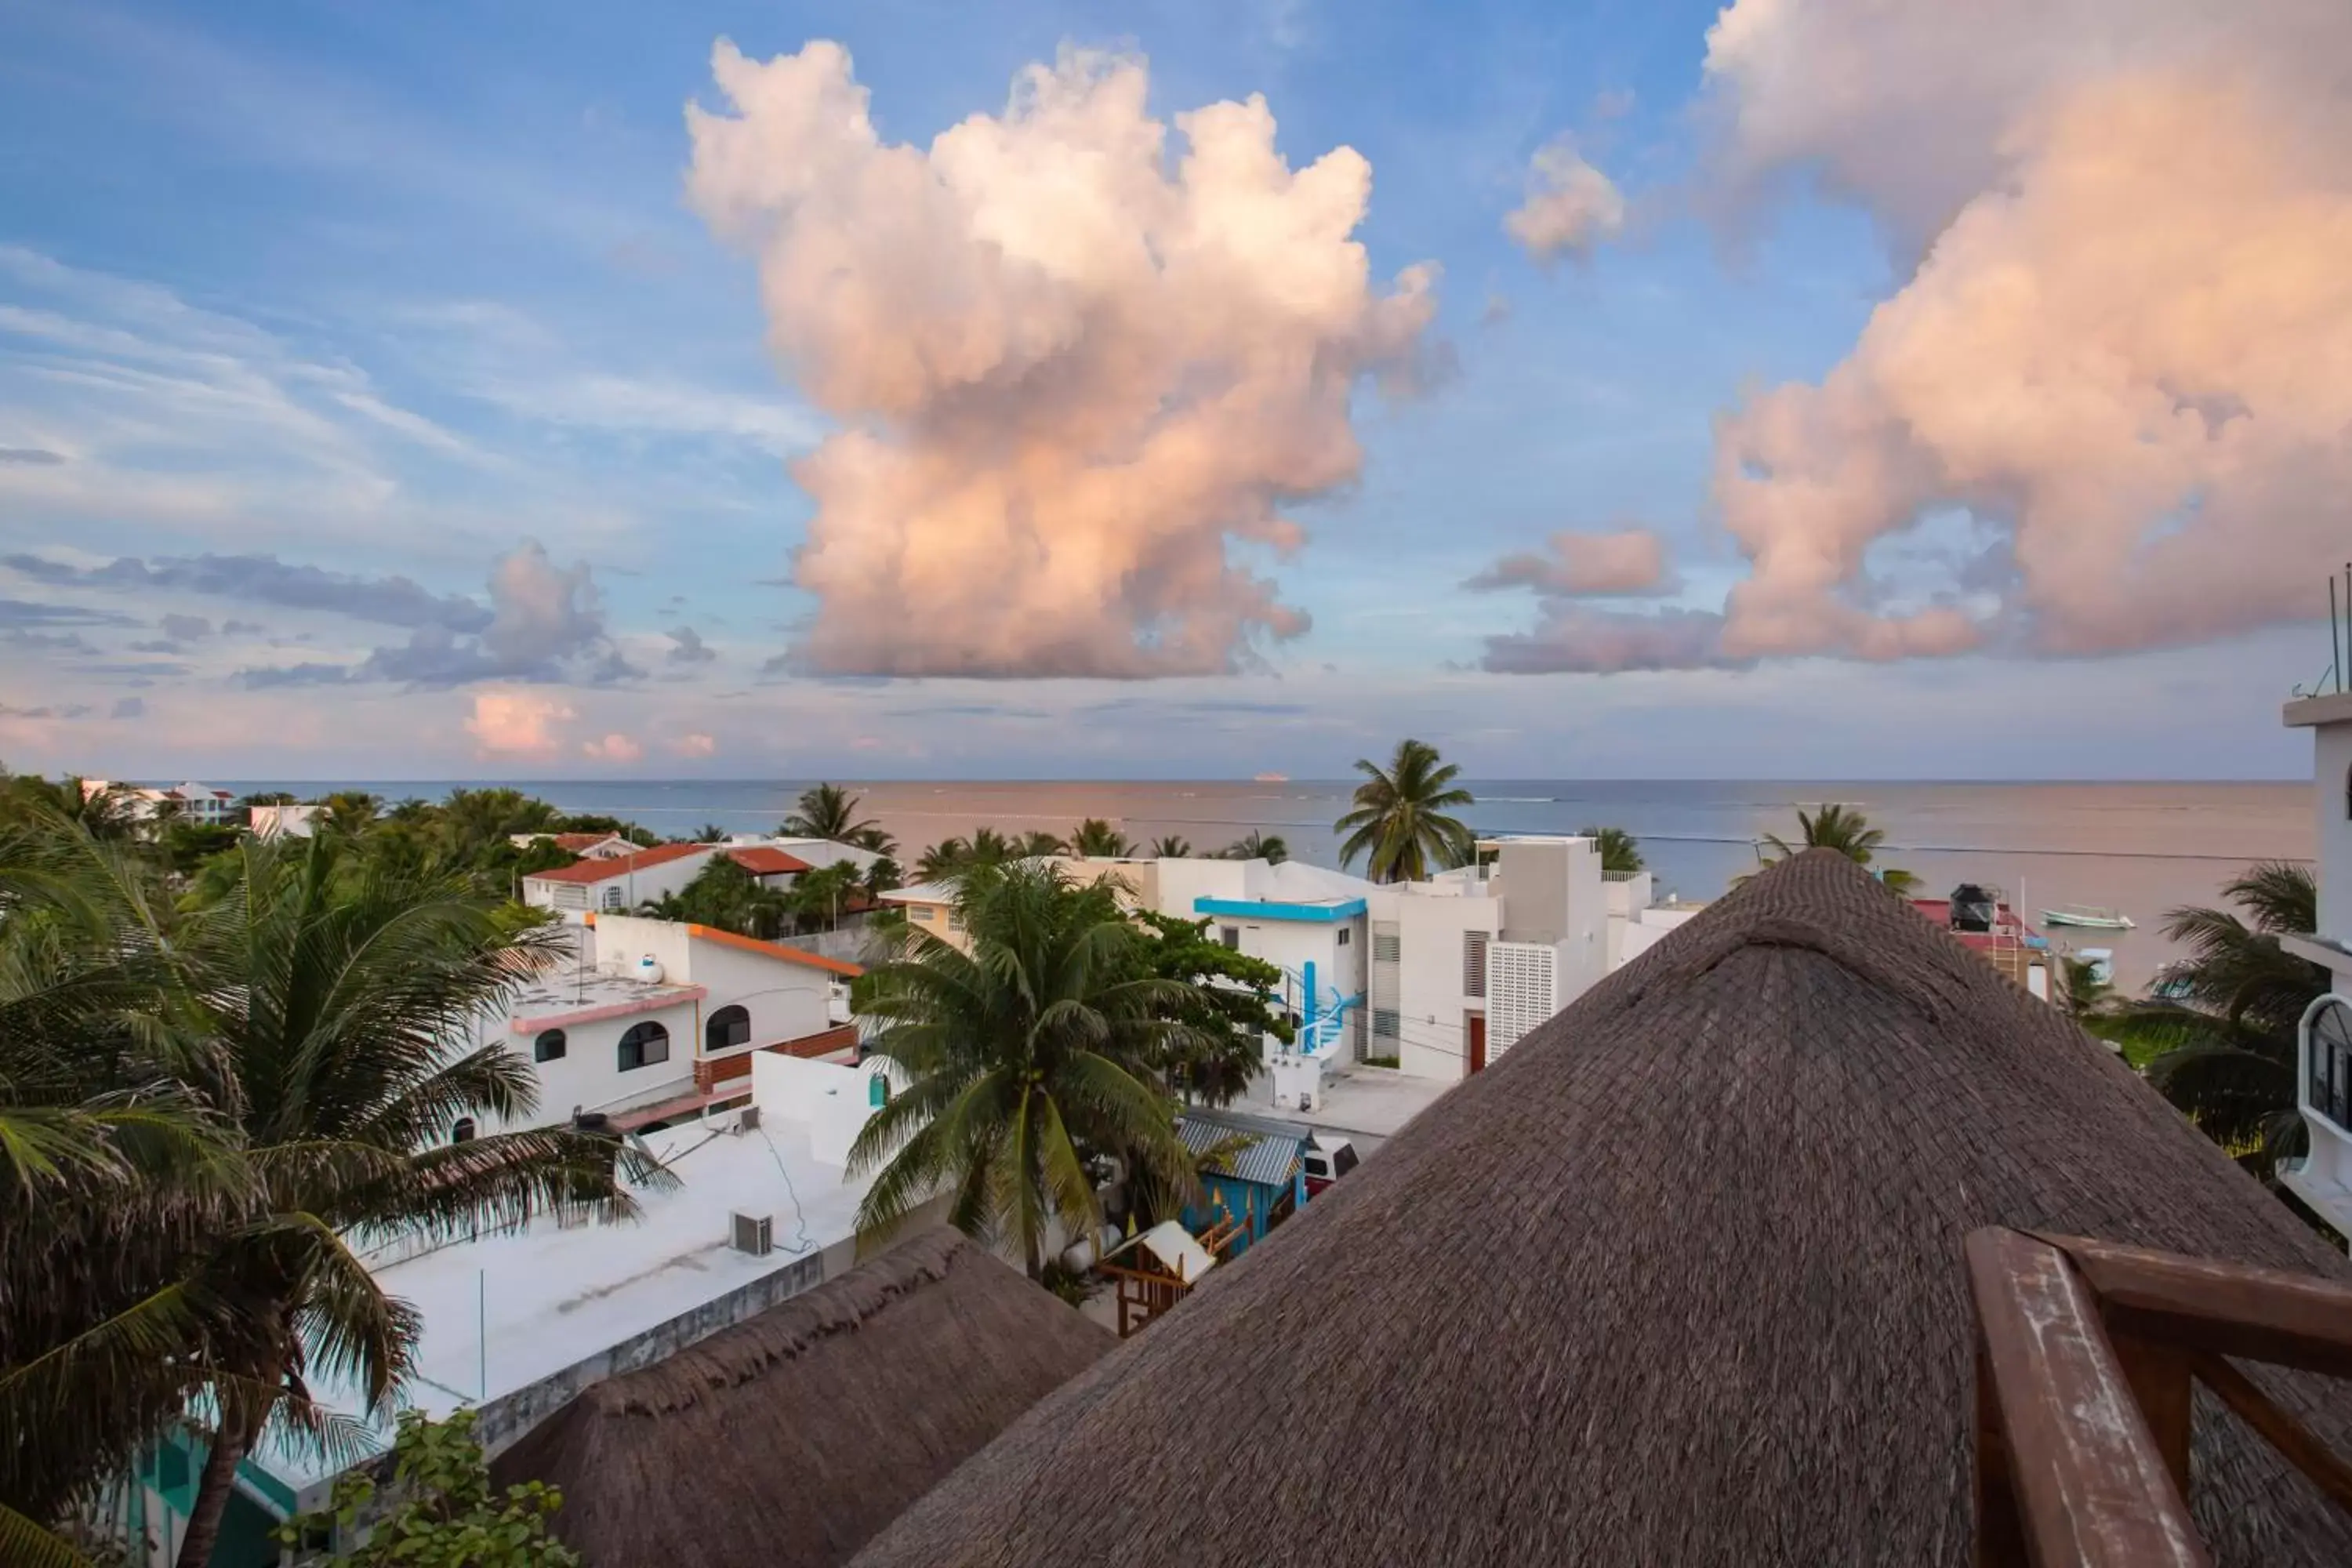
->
[2,0,2345,781]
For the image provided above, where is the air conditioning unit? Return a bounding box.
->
[736,1105,762,1134]
[730,1212,773,1257]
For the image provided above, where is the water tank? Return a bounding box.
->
[633,954,665,984]
[1949,884,1997,933]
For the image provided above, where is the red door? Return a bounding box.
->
[1467,1012,1487,1074]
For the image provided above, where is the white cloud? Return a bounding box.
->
[685,40,1439,678]
[671,731,716,757]
[463,689,575,759]
[580,731,644,763]
[1504,138,1626,262]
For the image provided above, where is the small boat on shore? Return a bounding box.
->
[2041,904,2136,930]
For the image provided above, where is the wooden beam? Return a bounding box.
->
[2035,1232,2352,1380]
[2190,1352,2352,1517]
[1965,1228,2210,1568]
[2111,1334,2194,1497]
[1973,1338,2031,1568]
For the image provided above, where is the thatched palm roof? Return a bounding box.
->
[489,1229,1112,1568]
[855,851,2352,1566]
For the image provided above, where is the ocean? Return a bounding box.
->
[219,778,2312,992]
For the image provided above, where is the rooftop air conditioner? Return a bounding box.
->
[730,1212,773,1257]
[736,1105,762,1134]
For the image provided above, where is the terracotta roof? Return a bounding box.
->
[855,851,2352,1568]
[727,846,815,877]
[553,831,629,853]
[523,842,713,885]
[686,924,862,977]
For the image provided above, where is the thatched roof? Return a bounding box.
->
[855,851,2352,1567]
[490,1229,1113,1568]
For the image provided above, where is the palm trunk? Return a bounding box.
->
[174,1420,250,1568]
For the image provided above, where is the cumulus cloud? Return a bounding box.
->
[158,612,212,641]
[580,732,645,764]
[671,732,717,758]
[686,40,1439,678]
[464,690,575,760]
[235,540,641,689]
[1466,530,1679,597]
[666,625,717,664]
[1642,0,2352,669]
[1504,138,1626,262]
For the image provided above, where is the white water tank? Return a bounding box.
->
[633,955,666,985]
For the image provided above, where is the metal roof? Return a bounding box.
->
[1177,1112,1306,1189]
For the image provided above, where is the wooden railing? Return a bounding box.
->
[1967,1227,2352,1566]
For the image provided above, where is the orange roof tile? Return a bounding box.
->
[726,846,815,877]
[523,841,713,885]
[687,923,862,977]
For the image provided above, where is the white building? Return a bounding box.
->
[1607,870,1706,967]
[2276,690,2352,1235]
[114,1050,909,1564]
[82,779,239,826]
[509,829,638,859]
[521,842,720,913]
[456,917,858,1142]
[246,802,318,838]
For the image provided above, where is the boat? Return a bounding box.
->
[2040,904,2136,930]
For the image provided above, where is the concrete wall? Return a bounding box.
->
[750,1051,897,1167]
[1381,884,1501,1081]
[479,998,699,1134]
[1620,906,1702,968]
[2317,723,2352,942]
[522,849,718,913]
[590,916,840,1061]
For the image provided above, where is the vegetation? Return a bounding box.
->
[1069,818,1134,858]
[779,782,896,855]
[1148,835,1193,858]
[640,853,790,938]
[1335,739,1475,884]
[1579,825,1645,875]
[0,811,654,1566]
[1755,804,1918,892]
[1131,912,1291,1107]
[848,862,1196,1279]
[1218,830,1287,864]
[2112,863,2328,1184]
[278,1410,579,1568]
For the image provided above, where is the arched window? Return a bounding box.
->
[618,1021,670,1072]
[451,1118,476,1144]
[534,1029,567,1063]
[706,1004,752,1053]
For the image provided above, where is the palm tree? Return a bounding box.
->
[1218,831,1288,865]
[1018,830,1069,858]
[915,838,971,882]
[1334,739,1475,884]
[689,822,732,844]
[1069,819,1133,858]
[162,835,662,1567]
[791,862,863,932]
[780,783,881,847]
[848,862,1193,1279]
[1148,835,1192,858]
[1578,825,1645,875]
[967,826,1015,865]
[315,790,384,839]
[1755,804,1918,893]
[2119,862,2328,1181]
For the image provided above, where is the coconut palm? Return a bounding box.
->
[790,862,863,932]
[1018,830,1069,858]
[848,862,1193,1278]
[780,783,882,848]
[1069,818,1133,858]
[1218,831,1288,865]
[160,835,661,1567]
[315,791,386,840]
[1335,739,1475,884]
[1148,835,1192,858]
[2118,862,2328,1181]
[1755,804,1918,893]
[915,838,971,882]
[1577,825,1645,875]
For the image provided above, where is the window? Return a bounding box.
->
[534,1029,567,1063]
[706,1004,751,1053]
[947,907,965,932]
[1336,927,1351,947]
[1373,931,1401,964]
[601,884,625,912]
[451,1118,476,1144]
[909,905,933,922]
[1221,925,1241,949]
[1463,931,1490,998]
[618,1021,670,1072]
[1374,1008,1400,1040]
[869,1074,891,1108]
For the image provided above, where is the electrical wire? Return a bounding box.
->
[754,1123,818,1256]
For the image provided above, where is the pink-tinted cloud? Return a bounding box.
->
[685,41,1439,678]
[463,689,574,760]
[580,732,644,764]
[670,731,716,758]
[1482,606,1745,675]
[1504,138,1625,263]
[1507,0,2352,672]
[1466,529,1678,597]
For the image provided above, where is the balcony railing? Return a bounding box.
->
[2292,562,2352,697]
[1967,1227,2352,1566]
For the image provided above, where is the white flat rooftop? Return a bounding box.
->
[1243,1065,1455,1143]
[254,1116,871,1492]
[506,964,702,1029]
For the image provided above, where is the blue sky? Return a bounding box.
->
[0,0,2333,780]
